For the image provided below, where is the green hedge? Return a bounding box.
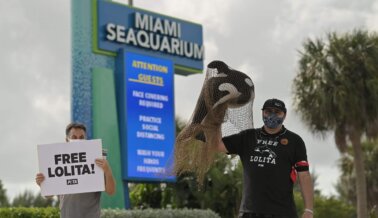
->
[0,207,60,218]
[0,207,220,218]
[101,208,220,218]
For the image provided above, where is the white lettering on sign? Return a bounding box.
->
[137,165,166,173]
[139,115,162,124]
[143,158,159,165]
[137,149,151,156]
[137,149,165,157]
[142,124,159,131]
[151,150,164,157]
[105,12,204,60]
[136,131,165,140]
[145,92,168,101]
[135,12,181,37]
[132,90,144,98]
[138,99,163,109]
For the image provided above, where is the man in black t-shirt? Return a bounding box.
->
[216,99,314,218]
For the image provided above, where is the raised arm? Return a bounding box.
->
[214,127,228,153]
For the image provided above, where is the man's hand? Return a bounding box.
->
[35,173,45,186]
[95,158,111,174]
[95,158,116,195]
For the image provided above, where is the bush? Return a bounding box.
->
[0,207,59,218]
[294,192,356,218]
[0,207,220,218]
[101,208,221,218]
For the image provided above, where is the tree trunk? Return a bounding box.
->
[349,130,368,218]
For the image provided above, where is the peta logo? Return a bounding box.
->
[66,179,79,185]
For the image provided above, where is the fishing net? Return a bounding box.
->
[173,60,255,183]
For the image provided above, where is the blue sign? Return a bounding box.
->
[95,0,204,74]
[116,51,175,182]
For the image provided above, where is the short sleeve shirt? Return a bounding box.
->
[222,126,308,217]
[59,192,101,218]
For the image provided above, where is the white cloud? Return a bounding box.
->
[237,61,262,83]
[0,0,70,202]
[32,94,69,123]
[203,38,220,63]
[365,1,378,31]
[272,0,372,51]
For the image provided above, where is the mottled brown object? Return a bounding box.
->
[174,60,255,183]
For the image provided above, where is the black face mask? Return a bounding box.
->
[263,113,284,129]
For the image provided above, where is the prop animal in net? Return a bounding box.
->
[174,60,255,183]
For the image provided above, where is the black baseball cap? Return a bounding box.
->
[262,98,287,113]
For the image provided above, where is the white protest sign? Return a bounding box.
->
[37,139,105,196]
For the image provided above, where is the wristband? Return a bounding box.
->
[304,208,313,214]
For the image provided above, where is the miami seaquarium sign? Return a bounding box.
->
[94,0,204,74]
[87,0,205,182]
[106,12,204,60]
[71,0,204,207]
[116,51,175,182]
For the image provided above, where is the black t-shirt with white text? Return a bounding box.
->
[222,126,308,217]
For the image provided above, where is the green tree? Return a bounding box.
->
[12,190,35,207]
[12,190,56,207]
[336,140,378,217]
[129,154,243,218]
[0,180,9,207]
[194,155,243,218]
[293,30,378,218]
[294,191,356,218]
[293,170,356,217]
[129,183,163,209]
[129,117,243,217]
[32,193,56,208]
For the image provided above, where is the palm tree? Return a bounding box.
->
[336,140,378,217]
[293,30,378,218]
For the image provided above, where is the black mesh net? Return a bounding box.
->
[173,60,255,183]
